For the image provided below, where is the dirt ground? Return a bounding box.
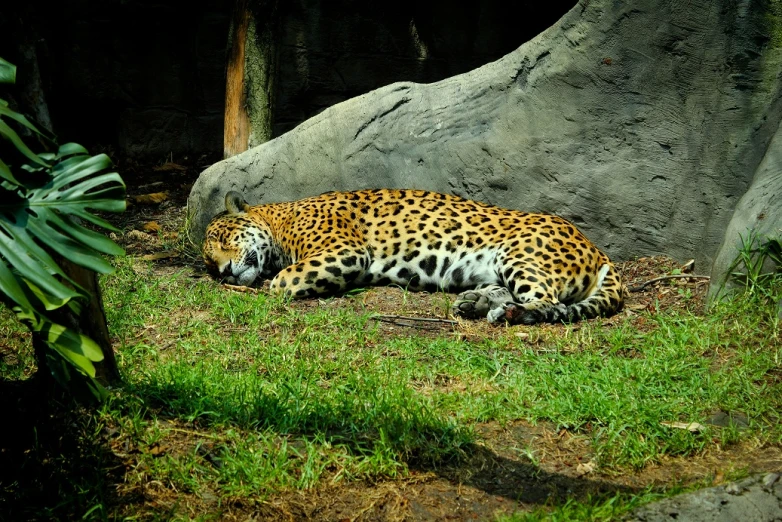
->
[96,164,782,520]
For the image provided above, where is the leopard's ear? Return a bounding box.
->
[225,191,250,214]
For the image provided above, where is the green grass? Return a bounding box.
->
[2,254,781,519]
[0,308,34,380]
[501,489,667,522]
[501,487,679,522]
[107,258,780,485]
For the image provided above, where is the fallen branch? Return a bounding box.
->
[660,421,706,433]
[222,283,262,294]
[628,274,710,292]
[370,314,458,326]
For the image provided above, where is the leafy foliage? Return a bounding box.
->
[0,58,126,398]
[725,230,782,299]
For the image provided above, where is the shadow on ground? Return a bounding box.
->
[0,379,131,521]
[1,373,637,520]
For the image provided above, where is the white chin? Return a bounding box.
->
[236,269,259,286]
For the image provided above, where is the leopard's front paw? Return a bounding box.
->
[452,290,492,319]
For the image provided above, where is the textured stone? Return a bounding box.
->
[708,120,782,302]
[188,0,782,271]
[626,472,782,522]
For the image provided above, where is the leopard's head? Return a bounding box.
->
[203,191,274,286]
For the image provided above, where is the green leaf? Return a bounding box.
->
[25,218,116,274]
[0,258,35,311]
[21,276,73,311]
[51,344,96,377]
[0,157,21,187]
[56,142,89,158]
[50,154,112,189]
[50,154,93,179]
[45,211,125,256]
[42,321,104,362]
[0,149,125,299]
[0,105,44,136]
[0,119,49,167]
[0,222,82,302]
[43,346,107,403]
[68,207,123,232]
[54,173,126,207]
[84,378,109,402]
[33,319,105,379]
[0,65,123,402]
[0,58,15,84]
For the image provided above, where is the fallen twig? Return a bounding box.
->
[370,314,458,326]
[628,274,710,292]
[222,283,262,294]
[660,421,706,433]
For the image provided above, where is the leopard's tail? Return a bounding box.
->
[508,263,625,324]
[563,263,625,322]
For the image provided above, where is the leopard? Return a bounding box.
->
[202,189,624,325]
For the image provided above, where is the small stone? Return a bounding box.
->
[762,472,780,490]
[127,229,151,241]
[705,410,749,429]
[576,460,597,476]
[725,482,743,495]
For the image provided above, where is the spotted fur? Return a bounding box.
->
[203,189,624,325]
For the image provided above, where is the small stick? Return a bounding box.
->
[370,314,458,325]
[222,283,261,294]
[628,274,710,292]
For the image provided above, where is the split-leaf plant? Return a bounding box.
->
[0,57,126,398]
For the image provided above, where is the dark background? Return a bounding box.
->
[2,0,576,161]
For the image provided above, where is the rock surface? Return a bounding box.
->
[708,120,782,302]
[627,472,782,522]
[188,0,782,270]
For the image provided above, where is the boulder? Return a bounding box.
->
[708,120,782,302]
[626,472,782,522]
[188,0,782,273]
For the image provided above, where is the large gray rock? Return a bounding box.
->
[626,472,782,522]
[708,120,782,302]
[188,0,782,271]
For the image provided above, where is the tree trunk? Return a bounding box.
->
[224,0,279,158]
[60,262,121,385]
[32,261,121,396]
